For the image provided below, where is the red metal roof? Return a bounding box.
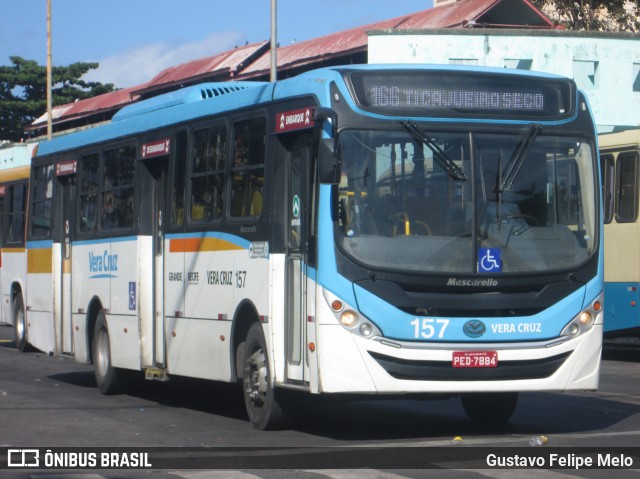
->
[135,41,270,95]
[232,0,555,78]
[34,0,555,132]
[31,85,142,129]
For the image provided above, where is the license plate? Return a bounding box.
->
[452,351,498,368]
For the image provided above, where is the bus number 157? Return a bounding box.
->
[410,318,449,339]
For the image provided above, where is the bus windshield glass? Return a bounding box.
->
[337,128,597,274]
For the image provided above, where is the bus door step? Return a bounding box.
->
[145,367,170,381]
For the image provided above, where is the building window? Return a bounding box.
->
[573,60,598,89]
[504,59,532,70]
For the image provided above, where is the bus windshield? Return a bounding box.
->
[337,128,597,275]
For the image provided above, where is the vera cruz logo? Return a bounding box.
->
[463,320,486,338]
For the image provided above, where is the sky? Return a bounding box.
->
[1,0,433,88]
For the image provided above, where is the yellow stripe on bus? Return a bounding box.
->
[3,247,26,254]
[27,248,53,274]
[0,165,30,183]
[169,237,245,253]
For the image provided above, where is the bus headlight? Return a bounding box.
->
[340,310,359,328]
[578,311,593,327]
[561,293,603,338]
[323,288,382,339]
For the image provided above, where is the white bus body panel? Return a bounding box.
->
[0,250,26,326]
[73,237,140,370]
[163,234,270,381]
[314,318,602,394]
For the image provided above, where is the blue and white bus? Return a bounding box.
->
[16,64,602,429]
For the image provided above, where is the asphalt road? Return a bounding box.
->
[1,324,639,478]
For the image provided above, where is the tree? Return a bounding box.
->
[0,56,115,142]
[531,0,640,31]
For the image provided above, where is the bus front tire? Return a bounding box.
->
[242,322,289,430]
[92,311,126,395]
[461,392,518,423]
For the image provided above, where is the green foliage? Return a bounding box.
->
[0,56,115,142]
[531,0,640,31]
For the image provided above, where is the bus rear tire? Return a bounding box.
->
[13,294,30,352]
[242,322,289,430]
[92,311,126,395]
[461,392,518,423]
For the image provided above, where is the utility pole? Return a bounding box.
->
[46,0,52,140]
[270,0,277,82]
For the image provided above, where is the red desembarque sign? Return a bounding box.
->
[141,139,171,159]
[56,160,78,176]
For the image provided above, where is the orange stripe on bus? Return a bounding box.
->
[3,247,26,254]
[169,237,245,253]
[27,248,53,274]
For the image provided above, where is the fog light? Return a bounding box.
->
[568,323,579,335]
[340,310,359,328]
[359,323,373,337]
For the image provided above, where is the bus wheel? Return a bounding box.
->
[92,311,124,395]
[242,323,288,430]
[13,294,30,352]
[461,392,518,423]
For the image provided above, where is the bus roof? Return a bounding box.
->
[598,128,640,150]
[35,64,575,158]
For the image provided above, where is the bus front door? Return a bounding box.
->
[285,135,314,383]
[58,175,75,354]
[149,159,168,370]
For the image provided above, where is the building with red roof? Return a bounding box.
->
[29,0,556,137]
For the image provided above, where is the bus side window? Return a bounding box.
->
[230,118,265,218]
[101,146,136,230]
[79,153,99,233]
[31,163,55,239]
[6,183,26,245]
[172,131,188,226]
[616,152,639,223]
[600,154,614,224]
[189,125,226,223]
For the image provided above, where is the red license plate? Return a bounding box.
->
[452,351,498,368]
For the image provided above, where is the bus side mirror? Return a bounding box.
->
[314,107,339,184]
[318,138,339,184]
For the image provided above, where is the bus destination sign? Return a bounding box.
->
[348,70,574,119]
[275,108,315,134]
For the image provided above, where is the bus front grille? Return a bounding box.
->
[368,351,571,381]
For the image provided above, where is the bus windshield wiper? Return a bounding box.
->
[500,124,542,191]
[401,120,467,181]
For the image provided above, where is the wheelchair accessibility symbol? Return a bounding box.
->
[478,248,501,273]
